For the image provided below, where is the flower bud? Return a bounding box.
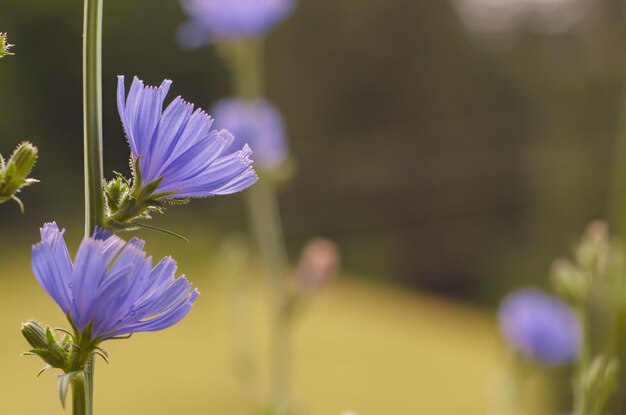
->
[9,142,38,180]
[21,320,69,370]
[0,33,13,58]
[296,238,340,294]
[21,320,49,350]
[576,220,609,272]
[0,142,39,211]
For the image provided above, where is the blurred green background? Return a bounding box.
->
[1,0,624,413]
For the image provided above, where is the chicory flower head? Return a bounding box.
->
[212,98,288,170]
[498,288,581,365]
[178,0,296,47]
[32,222,199,343]
[106,76,257,226]
[118,75,257,198]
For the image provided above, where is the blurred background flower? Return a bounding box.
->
[211,98,288,171]
[498,288,581,365]
[452,0,591,35]
[177,0,297,47]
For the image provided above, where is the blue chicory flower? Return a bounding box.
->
[117,75,258,199]
[177,0,296,47]
[498,288,581,365]
[212,98,288,170]
[32,222,199,342]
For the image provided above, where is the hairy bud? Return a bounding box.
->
[0,33,13,58]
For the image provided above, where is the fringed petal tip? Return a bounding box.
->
[40,221,60,232]
[239,144,254,164]
[39,222,65,243]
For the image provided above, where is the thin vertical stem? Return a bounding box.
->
[222,38,291,412]
[246,183,290,409]
[225,39,264,99]
[574,305,590,415]
[83,0,105,236]
[71,373,88,415]
[82,0,104,413]
[84,356,95,415]
[608,84,626,415]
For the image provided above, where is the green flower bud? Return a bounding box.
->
[21,320,69,371]
[21,320,49,350]
[9,142,38,180]
[104,161,185,237]
[0,142,39,211]
[0,33,13,58]
[576,220,609,272]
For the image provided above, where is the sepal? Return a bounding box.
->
[104,157,183,234]
[57,371,83,409]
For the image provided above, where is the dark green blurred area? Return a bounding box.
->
[1,0,625,304]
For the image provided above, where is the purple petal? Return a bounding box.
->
[31,223,73,314]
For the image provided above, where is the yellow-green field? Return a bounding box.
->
[1,258,547,414]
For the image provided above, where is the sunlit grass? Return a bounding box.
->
[1,252,548,414]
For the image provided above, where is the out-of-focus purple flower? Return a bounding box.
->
[212,98,288,170]
[117,76,257,199]
[177,0,296,47]
[32,222,199,342]
[498,288,580,365]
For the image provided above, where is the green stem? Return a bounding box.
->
[71,373,88,415]
[222,38,291,412]
[609,80,626,236]
[574,304,591,415]
[82,0,104,413]
[83,0,105,236]
[220,39,264,99]
[246,184,291,410]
